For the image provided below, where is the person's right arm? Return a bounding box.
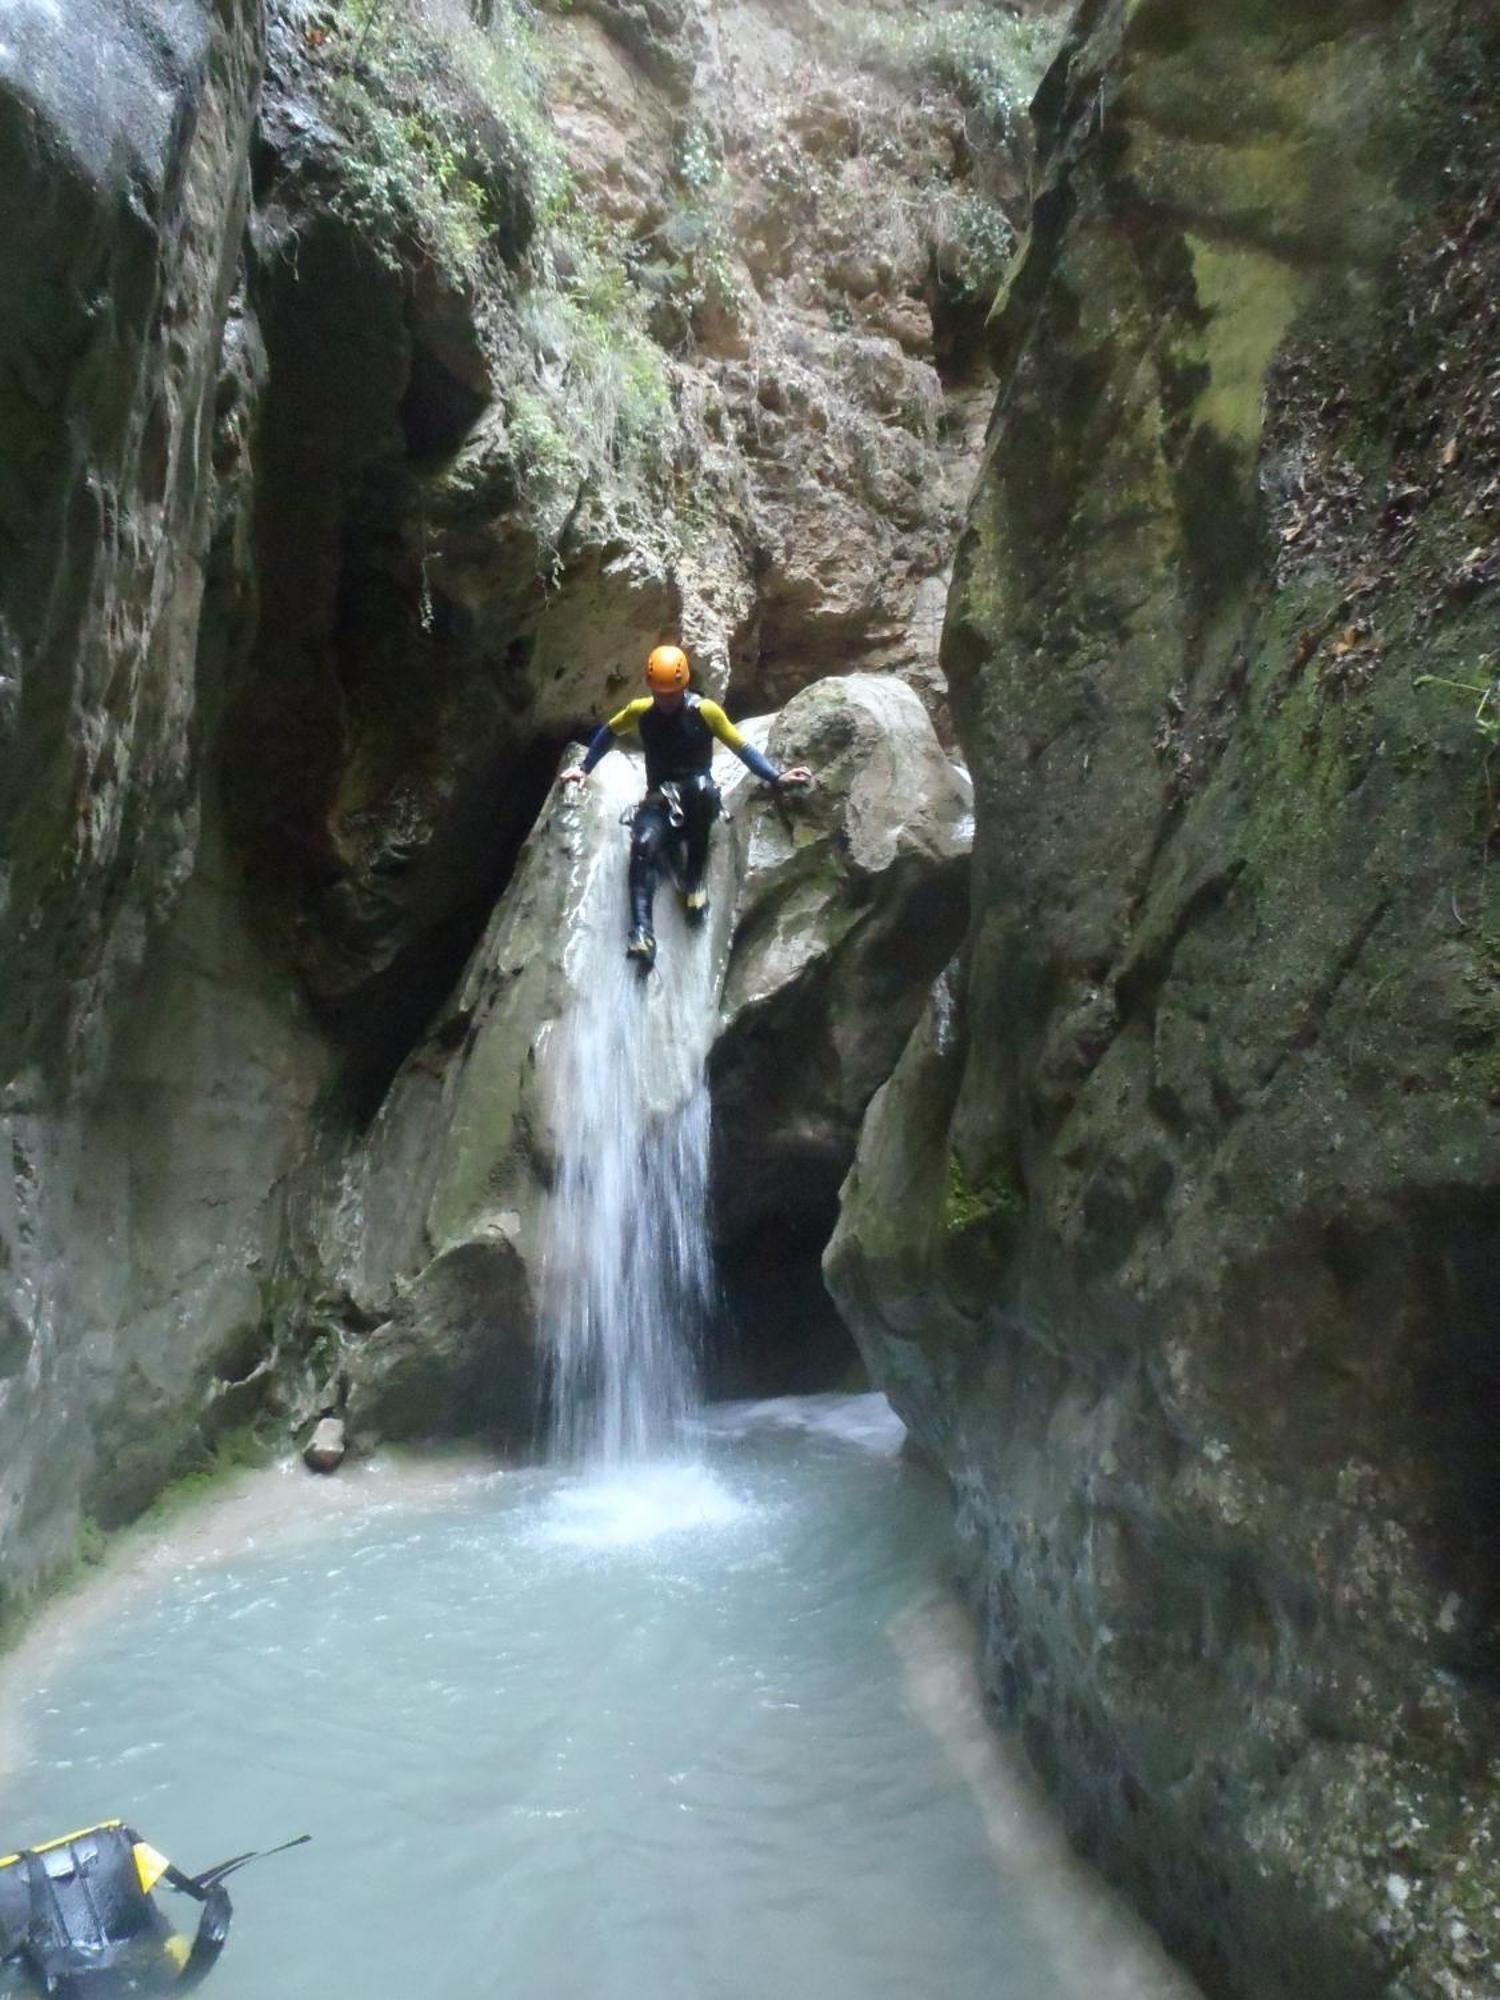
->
[561,700,649,788]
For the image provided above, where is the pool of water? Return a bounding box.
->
[1,1396,1195,2000]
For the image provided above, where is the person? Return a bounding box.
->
[562,645,811,968]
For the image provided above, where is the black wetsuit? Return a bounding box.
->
[580,694,782,937]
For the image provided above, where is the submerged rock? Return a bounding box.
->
[705,674,972,1394]
[829,3,1500,1996]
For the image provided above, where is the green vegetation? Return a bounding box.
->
[853,6,1060,140]
[0,1525,104,1656]
[320,0,563,280]
[76,1515,109,1567]
[677,122,720,196]
[0,1425,277,1658]
[1448,1044,1500,1106]
[943,1150,1025,1236]
[508,232,677,550]
[133,1421,281,1527]
[323,76,491,278]
[311,0,679,554]
[832,6,1060,319]
[634,125,749,351]
[935,185,1018,307]
[1414,664,1500,744]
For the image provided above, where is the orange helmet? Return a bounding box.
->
[645,644,690,693]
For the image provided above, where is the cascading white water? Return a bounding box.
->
[542,757,720,1465]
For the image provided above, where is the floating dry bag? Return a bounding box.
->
[0,1822,307,1996]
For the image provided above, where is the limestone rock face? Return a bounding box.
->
[829,4,1500,1996]
[712,675,971,1249]
[198,0,1042,1058]
[0,0,258,1089]
[592,0,1025,725]
[0,0,1035,1602]
[320,672,968,1439]
[0,0,334,1595]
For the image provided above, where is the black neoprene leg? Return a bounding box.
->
[629,803,671,934]
[682,783,716,891]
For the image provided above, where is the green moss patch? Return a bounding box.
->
[943,1149,1025,1236]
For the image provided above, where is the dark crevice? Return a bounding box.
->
[931,286,999,392]
[1256,895,1392,1092]
[323,730,572,1127]
[1406,1186,1500,1681]
[399,341,489,463]
[1114,864,1243,1030]
[709,1213,862,1401]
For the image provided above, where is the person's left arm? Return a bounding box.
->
[698,701,811,786]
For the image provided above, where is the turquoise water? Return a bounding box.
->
[1,1398,1191,2000]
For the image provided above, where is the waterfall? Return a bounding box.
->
[542,758,720,1465]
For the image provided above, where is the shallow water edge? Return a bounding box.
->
[0,1399,1201,2000]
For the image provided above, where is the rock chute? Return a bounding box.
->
[324,672,970,1435]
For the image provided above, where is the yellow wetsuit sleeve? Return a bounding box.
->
[604,697,653,735]
[697,699,781,782]
[696,699,747,753]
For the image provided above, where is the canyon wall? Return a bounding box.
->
[828,4,1500,1995]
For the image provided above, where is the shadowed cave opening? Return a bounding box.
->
[324,725,576,1128]
[707,1196,862,1401]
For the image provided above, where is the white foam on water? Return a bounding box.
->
[0,1430,1207,2000]
[702,1390,909,1454]
[525,1460,752,1551]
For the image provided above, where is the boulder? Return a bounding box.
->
[302,1416,348,1474]
[708,674,971,1392]
[323,671,970,1432]
[713,674,971,1247]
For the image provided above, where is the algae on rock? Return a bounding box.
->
[0,0,329,1604]
[830,4,1500,1997]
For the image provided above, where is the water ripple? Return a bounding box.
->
[0,1397,1198,2000]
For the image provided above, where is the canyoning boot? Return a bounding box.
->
[682,882,709,924]
[626,926,657,971]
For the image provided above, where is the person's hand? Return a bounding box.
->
[778,766,813,788]
[561,766,589,791]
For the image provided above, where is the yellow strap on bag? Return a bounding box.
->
[133,1840,174,1894]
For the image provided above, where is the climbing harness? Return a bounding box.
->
[618,776,727,834]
